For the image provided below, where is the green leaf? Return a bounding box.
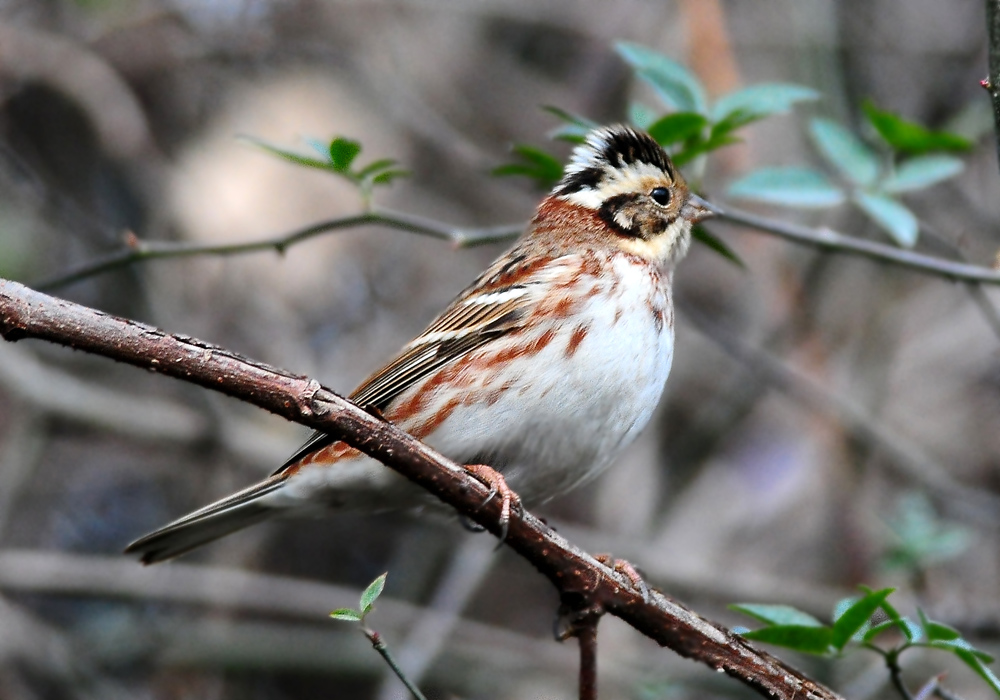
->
[882,155,964,193]
[648,113,708,146]
[876,594,921,643]
[692,226,744,268]
[710,83,820,126]
[883,492,973,570]
[371,169,410,185]
[493,144,563,186]
[831,588,893,650]
[952,648,1000,696]
[615,41,707,113]
[863,619,909,642]
[330,608,362,622]
[863,101,973,154]
[355,158,398,180]
[672,132,742,167]
[329,137,362,173]
[809,118,880,186]
[241,136,333,171]
[730,603,824,628]
[727,167,846,208]
[918,608,963,642]
[853,192,918,247]
[630,102,656,130]
[740,625,834,655]
[543,105,597,142]
[360,572,387,613]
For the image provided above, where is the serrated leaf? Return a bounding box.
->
[330,608,362,622]
[329,137,362,172]
[615,41,707,113]
[809,118,880,186]
[853,191,919,247]
[740,625,834,654]
[730,603,824,627]
[727,167,846,208]
[360,573,387,613]
[831,588,893,650]
[241,136,333,171]
[863,101,973,154]
[710,83,820,126]
[648,113,708,146]
[692,226,744,268]
[952,648,1000,697]
[918,608,963,642]
[882,155,964,193]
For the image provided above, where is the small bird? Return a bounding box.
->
[126,124,713,564]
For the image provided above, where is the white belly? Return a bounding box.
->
[423,257,673,502]
[273,256,674,510]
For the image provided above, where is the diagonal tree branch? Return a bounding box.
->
[0,277,842,700]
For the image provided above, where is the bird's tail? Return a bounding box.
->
[124,474,288,564]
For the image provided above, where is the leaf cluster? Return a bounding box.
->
[243,135,408,207]
[732,587,1000,697]
[330,572,387,624]
[728,101,970,247]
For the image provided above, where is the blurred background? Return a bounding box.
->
[0,0,998,698]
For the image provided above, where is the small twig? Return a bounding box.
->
[886,649,917,700]
[35,198,1000,292]
[913,673,947,700]
[709,202,1000,285]
[569,612,601,700]
[985,0,1000,175]
[363,628,429,700]
[34,209,524,291]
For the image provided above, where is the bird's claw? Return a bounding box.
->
[463,463,521,543]
[595,554,651,603]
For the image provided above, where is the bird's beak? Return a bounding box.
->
[682,193,717,223]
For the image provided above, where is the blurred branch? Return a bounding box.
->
[35,200,1000,292]
[0,279,842,700]
[0,23,149,159]
[0,343,204,441]
[986,0,1000,174]
[34,210,524,291]
[708,203,1000,284]
[680,302,1000,526]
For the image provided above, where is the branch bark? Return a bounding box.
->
[0,277,843,700]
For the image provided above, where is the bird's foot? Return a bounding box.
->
[463,463,521,542]
[595,554,651,603]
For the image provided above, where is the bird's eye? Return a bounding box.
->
[650,187,671,206]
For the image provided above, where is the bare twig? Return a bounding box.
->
[708,203,1000,285]
[886,650,917,700]
[986,0,1000,174]
[363,628,429,700]
[558,608,602,700]
[35,199,1000,293]
[0,278,843,700]
[34,210,524,291]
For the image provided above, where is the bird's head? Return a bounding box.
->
[551,124,713,267]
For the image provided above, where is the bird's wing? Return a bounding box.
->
[273,253,571,474]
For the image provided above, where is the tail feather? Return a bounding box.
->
[125,474,287,564]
